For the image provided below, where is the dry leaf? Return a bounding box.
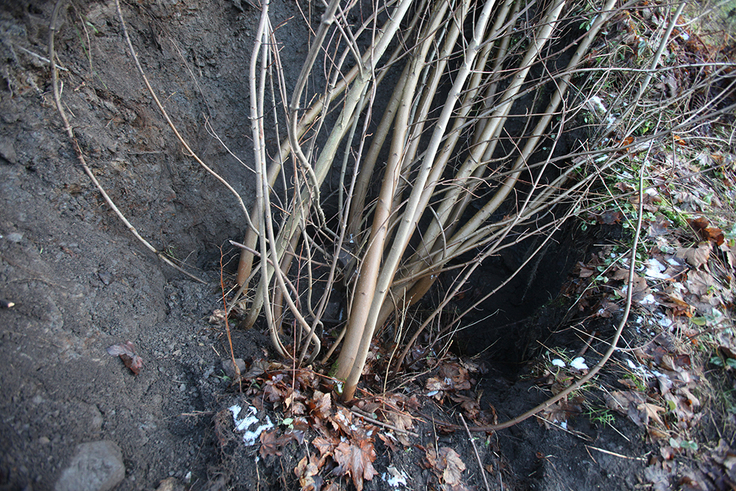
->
[605,390,645,414]
[677,243,711,269]
[242,358,269,379]
[688,217,725,245]
[308,391,332,420]
[426,447,466,486]
[539,399,580,427]
[263,379,287,403]
[259,430,298,458]
[107,341,143,375]
[329,407,354,436]
[333,437,377,491]
[441,448,466,486]
[576,262,596,278]
[426,362,472,397]
[312,435,336,458]
[685,270,715,296]
[449,394,481,420]
[615,181,636,193]
[639,403,666,426]
[648,220,670,237]
[378,432,399,452]
[383,410,413,446]
[208,309,227,325]
[294,454,323,491]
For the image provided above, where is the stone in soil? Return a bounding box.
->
[54,440,125,491]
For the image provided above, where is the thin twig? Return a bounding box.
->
[585,445,647,461]
[15,44,68,71]
[220,247,242,393]
[459,414,491,491]
[49,0,205,284]
[349,407,420,437]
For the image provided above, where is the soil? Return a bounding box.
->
[0,1,654,490]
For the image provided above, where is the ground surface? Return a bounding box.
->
[0,1,657,490]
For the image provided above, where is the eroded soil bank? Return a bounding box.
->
[1,1,652,490]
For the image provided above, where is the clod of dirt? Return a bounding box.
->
[54,440,125,491]
[155,476,187,491]
[222,358,245,379]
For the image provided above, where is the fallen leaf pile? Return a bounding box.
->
[424,357,497,427]
[225,360,421,490]
[564,137,736,489]
[602,330,703,439]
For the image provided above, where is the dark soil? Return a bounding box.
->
[0,1,653,490]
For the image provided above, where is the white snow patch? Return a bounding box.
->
[571,357,589,370]
[645,258,670,279]
[229,405,274,446]
[656,314,673,329]
[382,465,409,487]
[641,293,657,304]
[626,358,653,380]
[243,417,273,445]
[552,359,566,368]
[587,96,607,115]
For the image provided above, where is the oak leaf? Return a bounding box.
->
[639,403,666,427]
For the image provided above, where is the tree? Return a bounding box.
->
[237,0,624,400]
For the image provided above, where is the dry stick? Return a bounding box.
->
[242,0,422,327]
[219,249,242,393]
[303,82,374,365]
[285,0,344,223]
[441,152,646,433]
[253,10,322,363]
[388,2,600,368]
[585,445,647,461]
[460,414,491,491]
[428,0,618,266]
[49,0,204,284]
[350,407,419,438]
[616,0,688,134]
[241,9,398,329]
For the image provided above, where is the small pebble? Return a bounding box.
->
[98,271,112,285]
